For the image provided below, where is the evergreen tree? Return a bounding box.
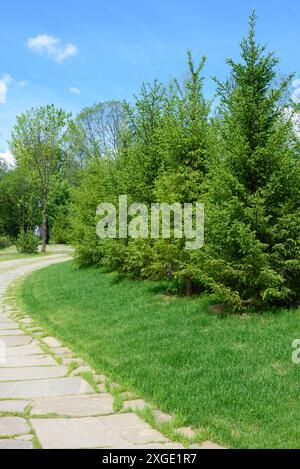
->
[70,156,118,265]
[149,52,211,293]
[119,80,166,203]
[198,12,300,309]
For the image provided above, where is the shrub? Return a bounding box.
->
[70,157,116,265]
[15,230,39,253]
[0,236,11,249]
[197,13,300,310]
[51,211,71,244]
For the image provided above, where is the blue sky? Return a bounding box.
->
[0,0,299,160]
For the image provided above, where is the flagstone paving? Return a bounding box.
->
[0,439,33,449]
[0,323,25,331]
[0,375,93,399]
[1,355,57,367]
[0,416,29,436]
[4,344,51,357]
[0,400,30,413]
[0,253,222,450]
[0,365,68,381]
[1,335,32,346]
[30,394,115,417]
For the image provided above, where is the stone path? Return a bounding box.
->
[0,253,223,449]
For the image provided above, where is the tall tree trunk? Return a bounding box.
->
[41,202,48,253]
[185,275,193,296]
[45,217,50,244]
[41,214,47,253]
[41,190,48,253]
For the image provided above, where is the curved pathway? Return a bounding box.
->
[0,254,189,449]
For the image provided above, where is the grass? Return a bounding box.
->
[16,261,300,448]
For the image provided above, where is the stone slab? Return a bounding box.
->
[0,365,68,381]
[0,318,15,324]
[0,355,57,367]
[123,399,147,411]
[31,417,129,449]
[3,344,45,357]
[0,439,33,449]
[0,335,32,347]
[49,347,72,356]
[0,377,94,398]
[120,391,135,400]
[0,416,29,436]
[153,409,173,424]
[70,366,93,376]
[0,400,30,413]
[0,329,24,336]
[43,337,61,348]
[31,394,114,417]
[21,318,33,324]
[0,323,19,330]
[100,413,168,444]
[62,357,83,365]
[175,426,196,439]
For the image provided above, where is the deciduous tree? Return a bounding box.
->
[11,105,72,251]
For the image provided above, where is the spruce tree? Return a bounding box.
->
[148,52,211,293]
[199,12,300,310]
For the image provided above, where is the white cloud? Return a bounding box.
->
[0,74,13,104]
[27,34,78,63]
[69,86,81,95]
[19,80,27,88]
[0,149,15,167]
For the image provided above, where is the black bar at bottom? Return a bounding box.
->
[1,449,299,467]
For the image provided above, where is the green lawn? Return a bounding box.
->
[16,261,300,448]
